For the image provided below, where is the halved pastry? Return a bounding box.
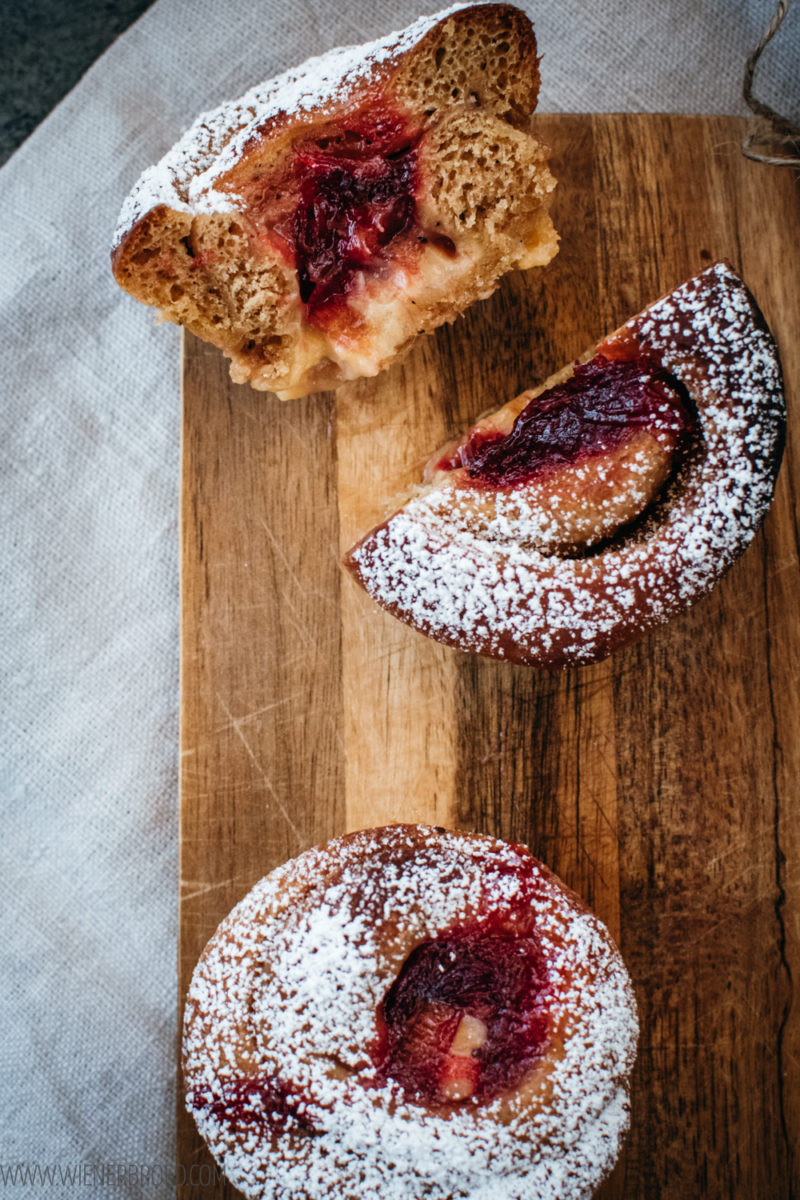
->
[111,5,557,399]
[346,263,785,667]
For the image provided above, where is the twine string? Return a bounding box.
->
[741,0,800,165]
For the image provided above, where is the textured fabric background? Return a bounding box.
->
[1,0,797,1195]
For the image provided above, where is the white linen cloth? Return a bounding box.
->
[1,0,797,1195]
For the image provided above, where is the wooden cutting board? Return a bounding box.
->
[177,114,800,1199]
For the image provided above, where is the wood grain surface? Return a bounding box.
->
[178,115,800,1199]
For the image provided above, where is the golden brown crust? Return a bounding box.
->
[207,4,542,182]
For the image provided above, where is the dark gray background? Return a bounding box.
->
[1,0,154,164]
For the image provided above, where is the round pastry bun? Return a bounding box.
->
[183,824,638,1200]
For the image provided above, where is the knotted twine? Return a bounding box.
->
[742,0,800,165]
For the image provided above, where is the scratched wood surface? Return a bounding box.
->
[178,115,800,1199]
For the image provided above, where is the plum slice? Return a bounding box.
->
[374,918,549,1106]
[446,353,692,487]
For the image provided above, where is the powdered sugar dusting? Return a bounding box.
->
[183,825,638,1199]
[348,263,784,666]
[113,5,466,248]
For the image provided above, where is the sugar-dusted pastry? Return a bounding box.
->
[346,263,785,667]
[111,5,557,399]
[184,824,637,1200]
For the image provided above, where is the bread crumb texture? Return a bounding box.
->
[111,5,557,398]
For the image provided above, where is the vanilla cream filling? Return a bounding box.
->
[261,232,497,399]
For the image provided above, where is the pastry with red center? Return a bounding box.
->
[346,262,785,667]
[111,5,557,400]
[183,824,638,1200]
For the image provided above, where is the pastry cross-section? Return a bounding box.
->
[111,5,557,399]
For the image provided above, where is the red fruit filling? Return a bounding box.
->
[374,918,549,1106]
[441,353,692,486]
[290,113,421,316]
[191,1076,317,1134]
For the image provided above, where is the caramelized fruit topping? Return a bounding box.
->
[375,917,549,1106]
[447,353,692,487]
